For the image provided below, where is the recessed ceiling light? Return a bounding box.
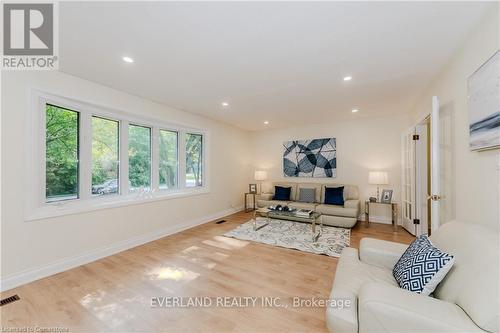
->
[264,121,269,125]
[343,76,352,81]
[221,102,229,107]
[352,109,359,113]
[122,56,134,63]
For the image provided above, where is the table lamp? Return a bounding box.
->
[254,170,268,194]
[368,171,388,201]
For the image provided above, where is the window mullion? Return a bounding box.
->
[178,131,186,189]
[175,131,180,189]
[120,120,129,195]
[79,113,92,200]
[151,126,159,192]
[202,132,208,189]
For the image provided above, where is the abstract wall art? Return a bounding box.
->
[283,138,337,178]
[468,50,500,151]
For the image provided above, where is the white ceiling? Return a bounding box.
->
[59,1,491,131]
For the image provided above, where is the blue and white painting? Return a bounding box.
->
[468,50,500,151]
[283,138,336,178]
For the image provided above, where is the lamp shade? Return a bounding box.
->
[368,171,388,185]
[254,170,268,181]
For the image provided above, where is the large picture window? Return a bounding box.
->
[128,124,152,191]
[45,104,79,202]
[185,133,203,187]
[92,116,119,196]
[31,93,207,220]
[159,129,178,190]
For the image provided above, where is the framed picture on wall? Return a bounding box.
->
[249,184,257,194]
[468,50,500,151]
[381,189,393,203]
[283,138,337,178]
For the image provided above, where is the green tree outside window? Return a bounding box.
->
[186,133,202,187]
[45,104,79,201]
[159,130,178,189]
[128,124,151,190]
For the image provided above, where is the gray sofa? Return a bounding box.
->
[256,182,360,228]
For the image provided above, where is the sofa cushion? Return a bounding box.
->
[257,199,290,208]
[316,204,357,218]
[288,202,316,211]
[324,186,345,205]
[430,221,499,333]
[360,238,408,270]
[326,247,397,333]
[274,186,291,201]
[393,235,454,296]
[358,282,486,333]
[322,215,357,228]
[298,188,316,203]
[335,247,398,294]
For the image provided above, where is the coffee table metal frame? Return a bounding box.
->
[253,208,271,231]
[253,208,323,242]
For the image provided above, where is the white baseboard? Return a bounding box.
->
[0,205,244,292]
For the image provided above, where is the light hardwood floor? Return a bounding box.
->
[1,211,414,333]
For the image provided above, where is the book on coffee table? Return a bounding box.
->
[295,209,313,217]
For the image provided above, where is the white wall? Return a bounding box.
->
[409,5,499,230]
[250,114,409,223]
[0,70,251,289]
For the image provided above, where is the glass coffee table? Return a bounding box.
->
[253,208,323,242]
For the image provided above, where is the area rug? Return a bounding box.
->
[223,218,350,257]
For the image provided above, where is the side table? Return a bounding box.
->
[244,192,256,212]
[365,200,398,231]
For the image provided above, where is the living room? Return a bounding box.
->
[1,1,499,333]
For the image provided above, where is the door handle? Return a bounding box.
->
[428,195,441,201]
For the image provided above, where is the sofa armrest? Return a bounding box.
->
[257,193,273,201]
[359,238,408,270]
[358,282,484,333]
[344,199,359,210]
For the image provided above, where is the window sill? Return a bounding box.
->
[25,187,210,222]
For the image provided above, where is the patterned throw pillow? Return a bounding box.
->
[298,188,316,203]
[393,235,455,295]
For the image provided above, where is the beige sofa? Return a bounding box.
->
[327,221,499,333]
[256,182,360,228]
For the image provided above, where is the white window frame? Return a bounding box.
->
[26,90,209,221]
[158,128,180,191]
[127,122,153,192]
[90,115,121,198]
[184,131,205,188]
[44,102,82,202]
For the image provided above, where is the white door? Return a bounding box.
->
[430,96,441,233]
[415,122,429,236]
[401,128,416,235]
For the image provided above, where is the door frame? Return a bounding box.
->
[415,118,430,236]
[401,127,416,235]
[401,96,440,236]
[430,96,440,234]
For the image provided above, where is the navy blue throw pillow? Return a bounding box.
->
[274,186,291,201]
[324,186,344,205]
